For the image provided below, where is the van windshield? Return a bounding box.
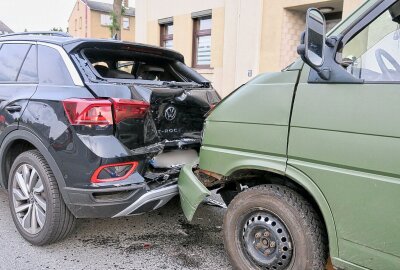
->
[340,9,400,82]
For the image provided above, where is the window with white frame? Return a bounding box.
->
[101,14,112,26]
[123,17,130,29]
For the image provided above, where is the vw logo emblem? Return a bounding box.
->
[164,106,177,121]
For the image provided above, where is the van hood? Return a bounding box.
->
[207,70,301,126]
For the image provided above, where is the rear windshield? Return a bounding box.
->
[83,48,189,83]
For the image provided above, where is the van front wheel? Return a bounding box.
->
[223,184,327,270]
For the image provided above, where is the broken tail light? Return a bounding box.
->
[111,98,150,124]
[63,98,113,126]
[91,161,139,183]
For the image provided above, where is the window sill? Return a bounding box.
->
[193,67,214,74]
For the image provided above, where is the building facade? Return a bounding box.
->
[68,0,135,41]
[135,0,364,96]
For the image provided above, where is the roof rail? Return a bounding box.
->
[0,31,72,38]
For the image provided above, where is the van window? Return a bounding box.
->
[0,44,31,82]
[38,45,73,85]
[17,45,38,82]
[340,10,400,82]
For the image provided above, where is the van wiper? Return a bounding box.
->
[162,81,203,88]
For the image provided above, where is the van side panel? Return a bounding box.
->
[200,71,299,175]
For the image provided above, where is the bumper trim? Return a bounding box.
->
[178,163,211,221]
[112,184,178,217]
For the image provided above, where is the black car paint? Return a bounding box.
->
[0,37,219,218]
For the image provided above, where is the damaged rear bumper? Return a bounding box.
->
[65,183,179,218]
[178,163,210,221]
[112,184,178,217]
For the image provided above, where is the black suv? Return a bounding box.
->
[0,32,219,245]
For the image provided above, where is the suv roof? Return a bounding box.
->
[0,32,185,62]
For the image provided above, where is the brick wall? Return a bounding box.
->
[279,9,306,68]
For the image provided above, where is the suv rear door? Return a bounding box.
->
[0,42,38,146]
[289,2,400,269]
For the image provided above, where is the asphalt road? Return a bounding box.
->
[0,190,231,270]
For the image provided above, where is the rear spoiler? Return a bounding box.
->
[63,40,185,63]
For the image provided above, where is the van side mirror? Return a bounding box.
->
[298,8,329,79]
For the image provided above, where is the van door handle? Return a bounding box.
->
[5,105,22,113]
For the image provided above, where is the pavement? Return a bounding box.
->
[0,190,231,270]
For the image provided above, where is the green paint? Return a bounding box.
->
[178,162,210,221]
[178,0,400,268]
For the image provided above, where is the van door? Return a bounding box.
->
[288,7,400,269]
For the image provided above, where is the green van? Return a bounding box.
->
[178,0,400,269]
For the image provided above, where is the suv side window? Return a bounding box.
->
[0,44,31,82]
[17,45,38,82]
[340,10,400,82]
[38,45,73,85]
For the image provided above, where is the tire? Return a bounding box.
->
[223,184,327,270]
[8,150,76,245]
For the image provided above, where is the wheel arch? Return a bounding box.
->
[221,163,338,257]
[284,164,338,257]
[0,130,71,205]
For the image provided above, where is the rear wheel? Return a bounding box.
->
[223,184,327,270]
[8,150,76,245]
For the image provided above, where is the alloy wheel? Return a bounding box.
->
[11,164,47,235]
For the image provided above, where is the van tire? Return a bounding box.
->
[223,184,327,270]
[8,150,76,245]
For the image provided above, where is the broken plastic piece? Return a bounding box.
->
[202,197,227,209]
[150,149,198,169]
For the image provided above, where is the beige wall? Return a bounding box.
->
[90,11,135,41]
[260,0,365,73]
[280,9,306,68]
[68,0,90,38]
[136,0,225,91]
[68,0,135,41]
[221,0,264,96]
[260,0,346,73]
[343,0,365,17]
[90,11,110,39]
[135,0,224,34]
[136,0,367,96]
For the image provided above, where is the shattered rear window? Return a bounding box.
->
[83,48,185,82]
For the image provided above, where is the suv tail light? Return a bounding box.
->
[91,161,138,183]
[111,98,150,124]
[63,99,113,126]
[62,98,150,126]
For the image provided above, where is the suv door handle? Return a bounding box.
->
[5,105,22,113]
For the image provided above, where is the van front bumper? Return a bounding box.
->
[178,163,210,221]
